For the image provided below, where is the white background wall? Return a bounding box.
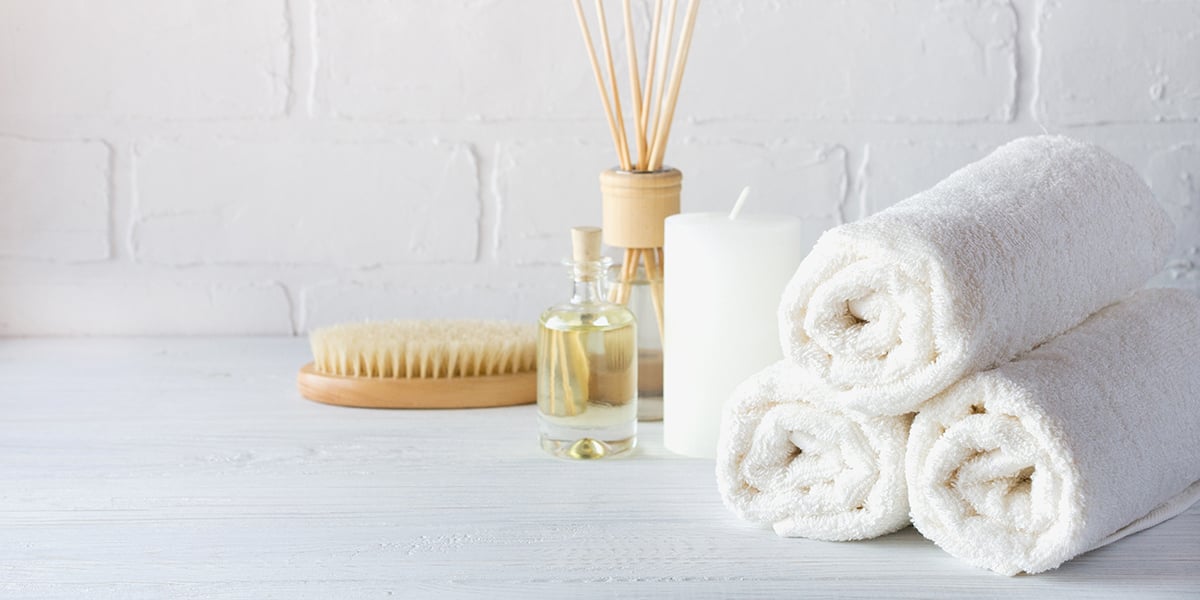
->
[0,0,1196,336]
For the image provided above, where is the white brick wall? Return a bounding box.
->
[0,0,289,119]
[132,139,479,266]
[0,138,110,261]
[1037,0,1200,124]
[686,1,1018,122]
[315,1,596,120]
[0,0,1196,335]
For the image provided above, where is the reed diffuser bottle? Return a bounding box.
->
[568,0,701,422]
[537,227,637,460]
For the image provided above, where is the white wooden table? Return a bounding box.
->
[3,338,1197,598]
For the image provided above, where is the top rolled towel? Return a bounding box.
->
[779,136,1173,415]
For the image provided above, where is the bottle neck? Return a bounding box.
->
[568,259,610,305]
[571,278,604,304]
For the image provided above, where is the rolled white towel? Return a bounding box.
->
[780,136,1174,415]
[907,288,1200,576]
[717,362,912,541]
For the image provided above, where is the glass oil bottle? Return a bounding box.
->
[537,226,637,459]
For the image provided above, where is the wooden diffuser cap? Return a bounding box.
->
[572,226,603,263]
[600,168,682,248]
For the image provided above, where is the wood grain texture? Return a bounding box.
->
[1,338,1197,599]
[296,363,536,409]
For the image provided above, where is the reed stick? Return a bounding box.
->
[648,0,700,171]
[610,247,633,303]
[594,0,632,171]
[569,329,591,413]
[548,325,560,413]
[639,0,665,170]
[643,248,665,342]
[572,0,626,169]
[622,0,645,168]
[621,248,641,305]
[648,0,678,165]
[557,328,576,413]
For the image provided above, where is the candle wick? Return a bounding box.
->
[728,186,752,220]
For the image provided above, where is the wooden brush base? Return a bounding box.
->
[297,363,536,409]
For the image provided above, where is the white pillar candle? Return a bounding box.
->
[663,212,808,458]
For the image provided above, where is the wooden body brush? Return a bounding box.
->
[297,320,537,409]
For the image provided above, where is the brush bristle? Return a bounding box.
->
[309,320,537,379]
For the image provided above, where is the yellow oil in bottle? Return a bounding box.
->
[537,306,637,459]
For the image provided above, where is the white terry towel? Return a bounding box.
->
[907,288,1200,576]
[779,136,1174,415]
[717,362,912,541]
